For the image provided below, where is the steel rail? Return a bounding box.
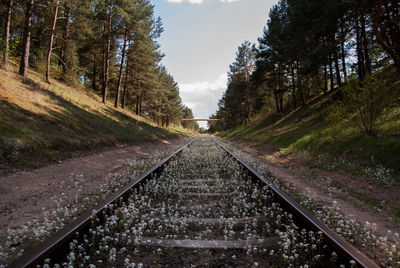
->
[213,138,379,268]
[9,137,379,267]
[9,138,198,268]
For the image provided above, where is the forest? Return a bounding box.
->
[0,0,198,130]
[209,0,399,137]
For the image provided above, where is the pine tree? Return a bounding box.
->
[375,0,400,72]
[45,0,61,83]
[19,0,35,77]
[2,0,13,68]
[102,0,113,104]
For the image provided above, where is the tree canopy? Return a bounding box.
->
[209,0,399,134]
[1,0,197,129]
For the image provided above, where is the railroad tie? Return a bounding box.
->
[166,216,267,224]
[135,237,280,249]
[178,202,219,210]
[181,185,211,190]
[180,186,231,192]
[181,192,235,197]
[179,179,216,184]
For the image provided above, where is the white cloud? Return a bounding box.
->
[180,73,227,94]
[179,73,227,128]
[166,0,239,4]
[166,0,204,4]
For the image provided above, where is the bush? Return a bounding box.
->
[341,71,398,137]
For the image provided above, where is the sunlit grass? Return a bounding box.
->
[219,74,400,176]
[0,59,194,169]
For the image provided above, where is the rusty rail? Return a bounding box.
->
[10,136,379,267]
[213,138,379,268]
[9,138,198,268]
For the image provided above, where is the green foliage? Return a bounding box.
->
[324,102,346,142]
[61,40,79,85]
[208,41,255,132]
[211,0,399,136]
[32,53,48,77]
[181,106,199,130]
[218,65,400,174]
[341,71,398,137]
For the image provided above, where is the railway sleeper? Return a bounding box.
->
[135,237,280,249]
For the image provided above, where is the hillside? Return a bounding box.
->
[219,71,400,178]
[0,62,193,173]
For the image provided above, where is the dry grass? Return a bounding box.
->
[0,61,194,171]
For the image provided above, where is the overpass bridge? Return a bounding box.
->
[181,119,219,122]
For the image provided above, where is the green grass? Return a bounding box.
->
[0,61,194,170]
[219,69,400,175]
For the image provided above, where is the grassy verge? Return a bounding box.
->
[219,71,400,180]
[0,61,195,173]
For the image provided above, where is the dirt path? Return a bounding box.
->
[0,138,187,235]
[223,139,400,242]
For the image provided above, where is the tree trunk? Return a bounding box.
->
[19,0,35,77]
[139,97,142,116]
[360,13,371,75]
[46,0,60,83]
[244,71,249,120]
[278,64,284,112]
[61,6,71,75]
[114,26,128,108]
[323,63,328,93]
[274,91,280,113]
[291,64,297,109]
[333,37,342,86]
[102,0,112,104]
[135,81,142,115]
[340,21,347,81]
[121,71,128,108]
[296,61,305,105]
[122,41,130,109]
[92,52,97,91]
[355,17,366,80]
[3,0,13,67]
[101,24,106,92]
[136,94,140,115]
[272,68,280,113]
[340,38,347,81]
[328,54,334,90]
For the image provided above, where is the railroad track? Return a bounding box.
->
[10,137,378,267]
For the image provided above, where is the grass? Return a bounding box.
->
[219,68,400,176]
[0,61,195,171]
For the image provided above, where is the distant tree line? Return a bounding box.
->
[0,0,197,129]
[209,0,399,134]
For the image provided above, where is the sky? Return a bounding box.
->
[151,0,277,128]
